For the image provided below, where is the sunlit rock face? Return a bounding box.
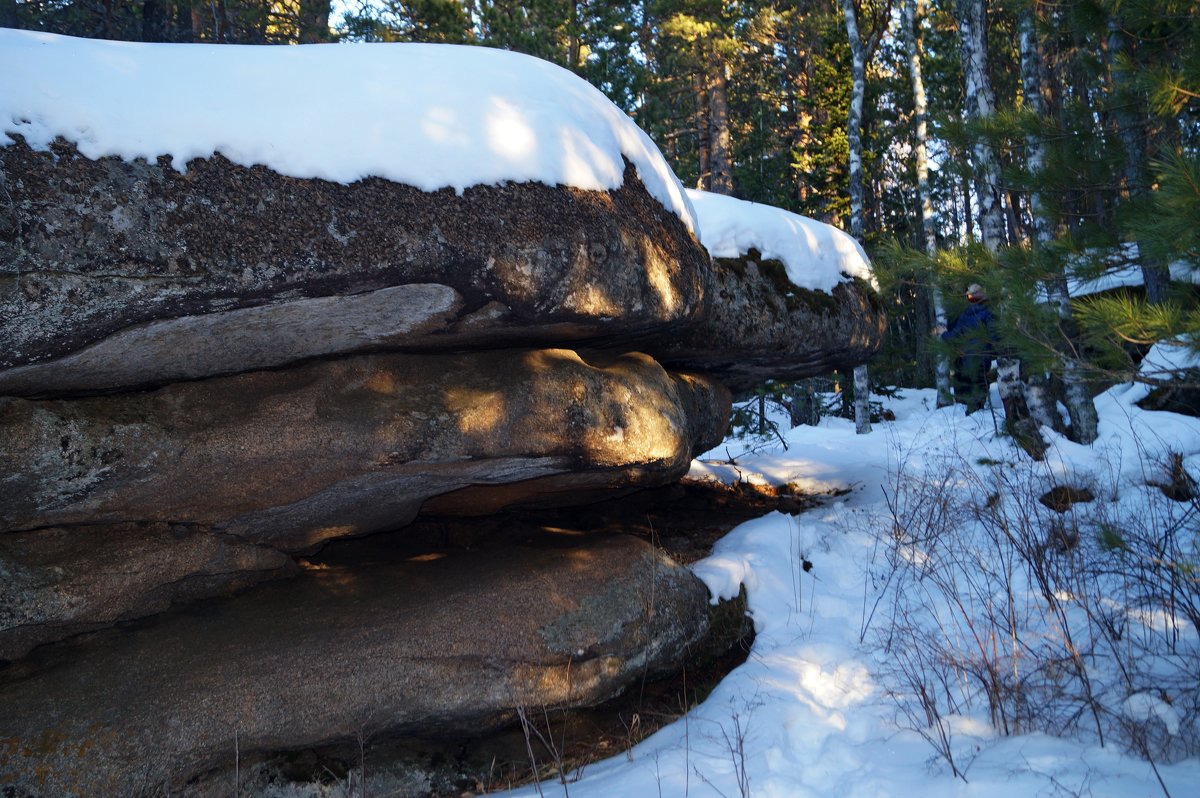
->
[0,534,711,798]
[0,349,729,552]
[0,138,708,396]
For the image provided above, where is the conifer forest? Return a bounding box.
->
[5,0,1198,443]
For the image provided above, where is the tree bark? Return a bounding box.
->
[902,0,952,407]
[957,0,1006,250]
[841,0,867,242]
[708,60,734,195]
[852,364,871,434]
[692,71,711,190]
[298,0,332,43]
[841,0,872,434]
[787,28,814,206]
[958,0,1046,454]
[1106,16,1171,304]
[1019,8,1098,443]
[0,0,18,29]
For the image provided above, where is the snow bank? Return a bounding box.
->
[685,188,875,292]
[0,29,695,230]
[511,387,1200,798]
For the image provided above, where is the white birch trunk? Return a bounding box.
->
[957,0,1006,251]
[854,364,872,435]
[841,0,871,434]
[841,0,867,242]
[1019,10,1099,443]
[957,0,1047,455]
[902,0,952,407]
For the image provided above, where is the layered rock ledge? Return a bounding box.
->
[1,103,882,795]
[0,139,709,396]
[0,533,711,797]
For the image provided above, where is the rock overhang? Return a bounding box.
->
[0,32,885,796]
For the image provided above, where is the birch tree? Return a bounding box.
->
[840,0,880,435]
[956,0,1005,249]
[957,0,1047,455]
[900,0,952,407]
[1019,5,1099,443]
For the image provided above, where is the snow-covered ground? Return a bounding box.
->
[510,381,1200,798]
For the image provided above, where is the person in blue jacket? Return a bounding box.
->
[940,283,997,413]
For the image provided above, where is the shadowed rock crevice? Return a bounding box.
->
[0,533,714,797]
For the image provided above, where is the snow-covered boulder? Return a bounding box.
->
[0,32,880,794]
[652,192,884,387]
[0,30,711,395]
[0,32,881,397]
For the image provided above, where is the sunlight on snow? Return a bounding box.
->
[758,653,875,716]
[484,97,537,162]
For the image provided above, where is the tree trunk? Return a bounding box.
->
[841,0,872,434]
[958,0,1046,454]
[567,0,581,69]
[841,0,867,241]
[213,0,229,43]
[1106,16,1170,304]
[788,30,814,206]
[997,358,1046,460]
[853,364,872,434]
[902,0,952,407]
[298,0,332,43]
[0,0,18,29]
[1020,9,1098,443]
[957,0,1006,251]
[692,71,711,190]
[708,60,734,195]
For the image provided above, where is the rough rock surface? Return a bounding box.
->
[648,253,887,389]
[0,349,729,550]
[0,523,293,661]
[0,138,709,395]
[0,534,709,797]
[0,130,883,796]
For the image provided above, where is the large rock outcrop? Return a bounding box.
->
[0,348,728,662]
[0,139,709,396]
[1,104,883,796]
[0,533,710,798]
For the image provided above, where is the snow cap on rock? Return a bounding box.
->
[0,29,696,231]
[684,188,875,294]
